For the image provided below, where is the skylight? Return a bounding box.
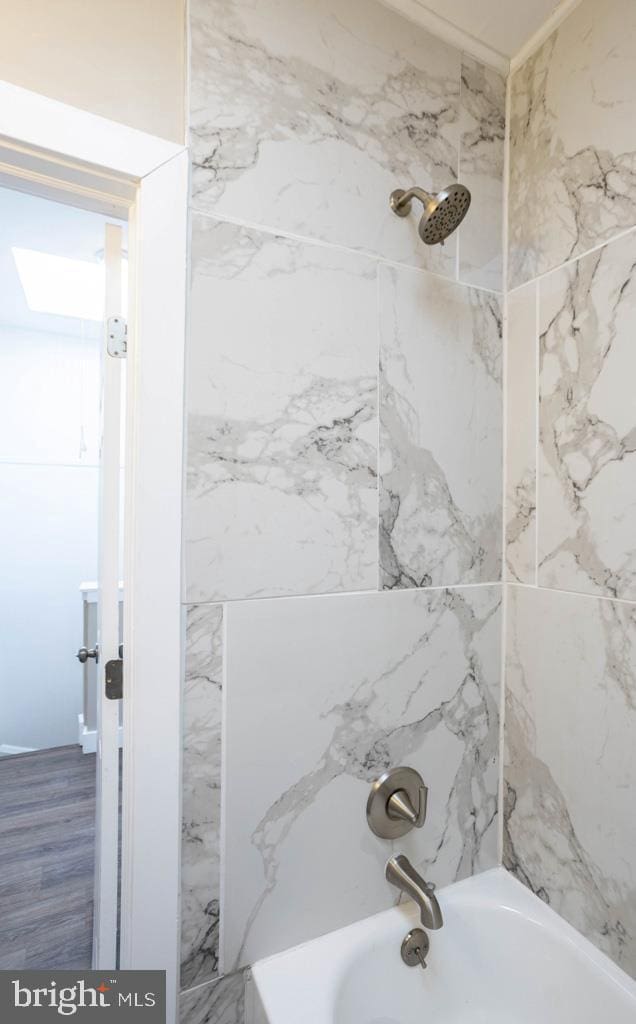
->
[11,247,127,322]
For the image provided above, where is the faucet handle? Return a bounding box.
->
[387,788,419,825]
[367,766,428,839]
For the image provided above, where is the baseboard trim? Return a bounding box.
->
[0,743,35,756]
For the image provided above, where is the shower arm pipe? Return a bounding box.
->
[392,186,433,213]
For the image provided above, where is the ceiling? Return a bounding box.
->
[415,0,562,58]
[382,0,571,69]
[0,185,124,338]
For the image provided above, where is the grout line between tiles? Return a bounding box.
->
[180,581,505,609]
[498,67,512,867]
[534,279,540,586]
[506,581,636,608]
[501,69,511,579]
[179,972,239,999]
[188,204,503,297]
[507,221,636,296]
[455,58,463,285]
[376,265,382,592]
[498,583,507,866]
[218,601,229,980]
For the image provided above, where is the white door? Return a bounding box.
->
[93,222,125,969]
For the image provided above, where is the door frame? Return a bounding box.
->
[94,221,125,969]
[0,81,187,1023]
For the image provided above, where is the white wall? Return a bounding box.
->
[0,0,185,143]
[0,325,100,750]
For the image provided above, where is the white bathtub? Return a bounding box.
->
[248,868,636,1023]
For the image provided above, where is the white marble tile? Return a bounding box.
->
[180,972,245,1024]
[509,0,636,287]
[223,586,501,969]
[181,605,223,990]
[458,56,505,291]
[504,584,636,978]
[189,0,461,276]
[506,283,537,584]
[538,231,636,599]
[185,215,378,602]
[379,263,502,589]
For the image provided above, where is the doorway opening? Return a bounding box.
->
[0,184,127,970]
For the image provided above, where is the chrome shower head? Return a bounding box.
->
[389,183,471,245]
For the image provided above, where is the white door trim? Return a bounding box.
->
[0,80,187,1023]
[0,80,182,178]
[93,222,125,969]
[119,150,188,1010]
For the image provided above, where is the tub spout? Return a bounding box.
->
[386,855,443,930]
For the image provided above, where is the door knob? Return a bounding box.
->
[77,645,99,664]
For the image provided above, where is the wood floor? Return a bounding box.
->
[0,744,96,969]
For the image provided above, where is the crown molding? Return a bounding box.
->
[379,0,510,76]
[380,0,585,79]
[510,0,583,71]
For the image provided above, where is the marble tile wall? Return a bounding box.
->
[504,585,636,976]
[504,0,636,984]
[179,972,246,1024]
[538,232,636,600]
[223,587,501,968]
[380,264,502,589]
[189,0,504,285]
[508,0,636,288]
[181,606,223,991]
[181,1,505,1020]
[458,56,505,291]
[505,283,536,585]
[185,216,378,603]
[179,0,636,1015]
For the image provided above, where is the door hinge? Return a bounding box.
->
[105,658,123,700]
[106,315,127,358]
